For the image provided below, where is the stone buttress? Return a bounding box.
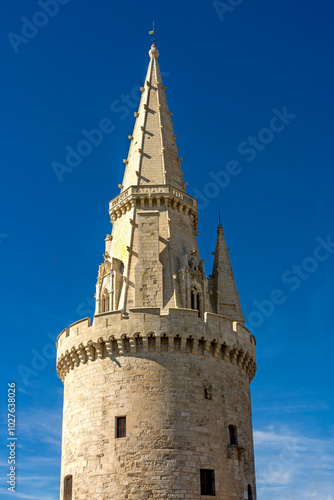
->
[57,43,257,500]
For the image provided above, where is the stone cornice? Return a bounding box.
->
[109,185,198,227]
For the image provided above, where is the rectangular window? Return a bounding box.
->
[116,416,126,438]
[64,475,72,500]
[200,469,215,496]
[229,425,238,445]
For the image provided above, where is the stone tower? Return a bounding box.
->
[57,43,257,500]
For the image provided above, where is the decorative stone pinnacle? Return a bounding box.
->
[149,44,159,58]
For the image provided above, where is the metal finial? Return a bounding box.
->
[219,209,221,226]
[149,22,158,45]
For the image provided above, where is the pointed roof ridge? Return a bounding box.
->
[120,43,186,193]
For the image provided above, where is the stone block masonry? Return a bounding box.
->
[135,211,163,308]
[57,309,256,499]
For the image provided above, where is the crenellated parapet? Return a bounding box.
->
[56,308,256,383]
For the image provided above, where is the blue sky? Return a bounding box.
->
[1,0,334,498]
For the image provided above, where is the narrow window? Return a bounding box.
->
[204,384,212,400]
[191,287,201,317]
[64,475,72,500]
[116,416,126,438]
[197,293,201,317]
[248,484,253,500]
[100,291,109,313]
[191,290,196,310]
[228,425,238,445]
[200,469,215,496]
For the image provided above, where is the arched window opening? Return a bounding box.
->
[64,475,72,500]
[228,425,238,445]
[248,484,253,500]
[191,286,201,317]
[100,290,109,313]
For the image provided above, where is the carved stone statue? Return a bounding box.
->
[198,259,205,274]
[188,256,196,270]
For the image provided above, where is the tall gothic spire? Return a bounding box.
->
[96,44,201,315]
[94,43,244,325]
[121,44,185,193]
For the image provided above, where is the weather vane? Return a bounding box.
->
[149,22,157,45]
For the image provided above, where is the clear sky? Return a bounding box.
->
[1,0,334,498]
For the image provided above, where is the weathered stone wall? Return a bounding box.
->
[57,309,256,499]
[135,211,163,308]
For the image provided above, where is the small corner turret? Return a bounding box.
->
[209,223,245,324]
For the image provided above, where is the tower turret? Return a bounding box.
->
[57,42,257,500]
[209,223,245,323]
